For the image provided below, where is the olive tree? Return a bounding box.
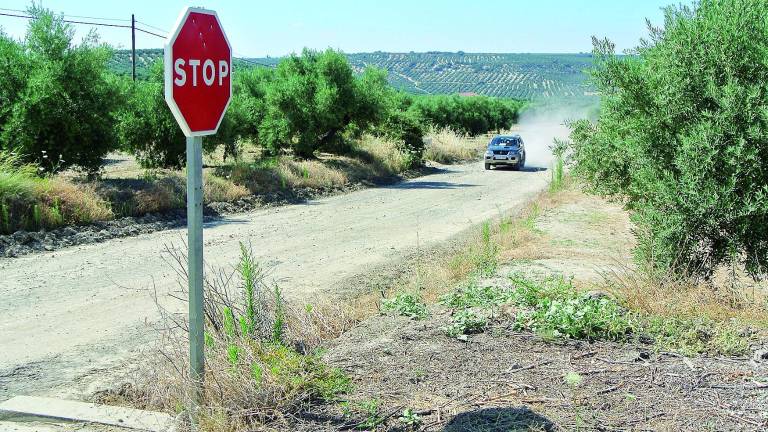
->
[0,6,120,173]
[566,0,768,278]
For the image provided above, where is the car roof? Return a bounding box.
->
[493,134,521,139]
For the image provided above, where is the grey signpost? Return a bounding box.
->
[186,135,204,392]
[164,6,233,409]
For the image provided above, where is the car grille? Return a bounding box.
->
[492,150,509,155]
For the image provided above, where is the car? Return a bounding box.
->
[484,134,526,170]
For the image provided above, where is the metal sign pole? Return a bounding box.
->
[186,135,205,402]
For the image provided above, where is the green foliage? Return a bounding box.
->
[445,309,488,338]
[474,221,498,276]
[399,408,422,428]
[509,275,633,341]
[410,94,524,135]
[260,49,389,158]
[381,292,428,320]
[114,63,216,168]
[564,371,584,387]
[0,6,120,173]
[375,100,426,167]
[440,279,515,309]
[565,0,768,277]
[549,154,565,193]
[239,242,260,338]
[356,399,383,430]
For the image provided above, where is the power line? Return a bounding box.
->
[0,7,130,23]
[135,27,165,39]
[135,20,166,33]
[0,11,166,39]
[0,9,273,71]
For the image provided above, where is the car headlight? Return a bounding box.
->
[485,150,493,156]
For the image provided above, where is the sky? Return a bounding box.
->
[0,1,673,57]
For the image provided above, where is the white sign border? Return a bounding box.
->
[164,6,233,138]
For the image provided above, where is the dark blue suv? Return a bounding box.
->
[484,135,526,170]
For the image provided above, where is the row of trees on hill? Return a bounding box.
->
[0,7,525,173]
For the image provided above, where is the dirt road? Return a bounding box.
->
[0,161,550,400]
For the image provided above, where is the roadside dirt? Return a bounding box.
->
[301,190,768,431]
[0,161,550,402]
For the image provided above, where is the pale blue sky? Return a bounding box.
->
[0,1,673,56]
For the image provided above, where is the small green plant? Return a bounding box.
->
[509,275,633,341]
[399,408,422,428]
[357,399,383,430]
[301,166,310,179]
[440,279,515,309]
[474,221,498,276]
[564,371,583,387]
[239,242,260,338]
[549,154,565,193]
[222,307,239,367]
[382,292,428,319]
[642,316,750,356]
[445,309,487,338]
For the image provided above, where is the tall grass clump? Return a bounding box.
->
[424,127,486,164]
[135,244,356,430]
[549,153,565,193]
[0,151,112,233]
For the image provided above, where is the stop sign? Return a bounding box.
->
[164,7,232,137]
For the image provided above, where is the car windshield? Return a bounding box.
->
[490,137,518,146]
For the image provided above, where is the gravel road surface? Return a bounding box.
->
[0,161,549,400]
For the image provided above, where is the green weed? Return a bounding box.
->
[549,154,565,193]
[509,275,633,341]
[382,292,428,320]
[399,408,422,428]
[445,309,488,338]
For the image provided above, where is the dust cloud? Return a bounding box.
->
[515,102,595,169]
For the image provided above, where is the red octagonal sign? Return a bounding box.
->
[164,7,232,137]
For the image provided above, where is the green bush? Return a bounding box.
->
[0,6,120,173]
[410,94,523,136]
[382,292,428,320]
[115,63,218,168]
[566,0,768,278]
[260,49,389,158]
[509,275,633,341]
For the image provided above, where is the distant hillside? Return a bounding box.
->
[109,49,595,100]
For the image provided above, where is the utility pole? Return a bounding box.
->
[131,14,136,81]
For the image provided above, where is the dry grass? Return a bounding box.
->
[204,173,250,203]
[424,127,487,164]
[354,134,417,175]
[277,158,350,189]
[608,264,768,328]
[113,244,359,431]
[368,184,572,309]
[0,152,113,233]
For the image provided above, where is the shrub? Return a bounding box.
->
[509,275,633,341]
[0,6,120,173]
[410,94,524,136]
[381,292,428,320]
[115,63,218,169]
[445,309,488,337]
[260,49,389,158]
[565,0,768,278]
